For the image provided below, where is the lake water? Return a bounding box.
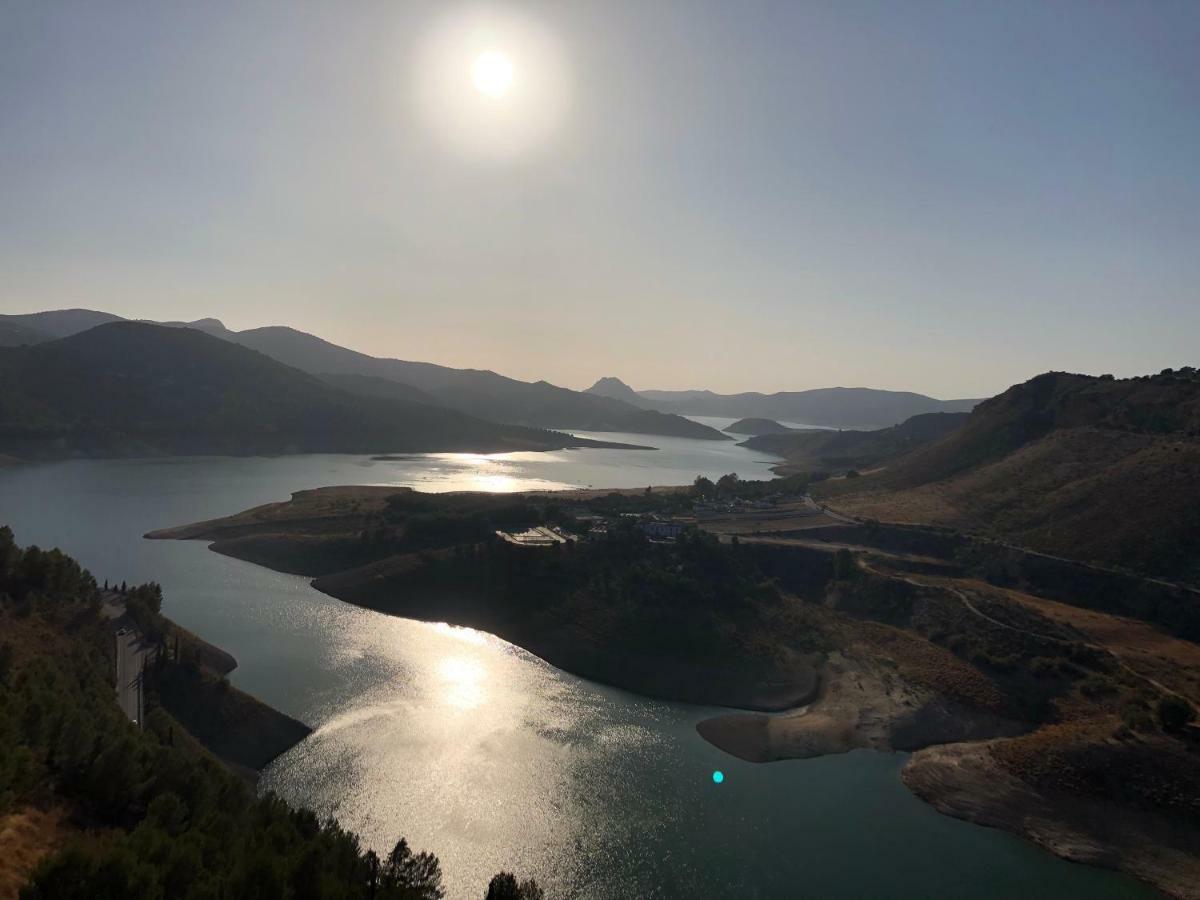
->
[0,439,1152,899]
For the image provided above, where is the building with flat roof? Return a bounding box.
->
[495,526,576,547]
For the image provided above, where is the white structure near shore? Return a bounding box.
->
[495,525,577,547]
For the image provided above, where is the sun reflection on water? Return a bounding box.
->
[431,622,491,646]
[438,655,487,710]
[407,453,574,493]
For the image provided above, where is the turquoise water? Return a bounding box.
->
[0,448,1154,899]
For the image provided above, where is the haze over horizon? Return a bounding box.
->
[3,1,1197,398]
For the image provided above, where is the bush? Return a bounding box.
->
[1157,695,1196,733]
[1120,701,1154,733]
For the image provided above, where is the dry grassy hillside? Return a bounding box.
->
[817,370,1200,584]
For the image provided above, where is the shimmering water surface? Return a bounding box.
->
[0,439,1152,899]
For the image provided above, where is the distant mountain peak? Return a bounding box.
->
[585,376,646,406]
[590,376,634,391]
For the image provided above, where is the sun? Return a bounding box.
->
[472,51,514,97]
[413,8,570,160]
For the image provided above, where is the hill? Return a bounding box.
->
[0,310,727,441]
[0,322,629,459]
[585,376,649,406]
[816,370,1200,583]
[0,308,124,340]
[637,385,980,428]
[724,417,795,435]
[316,371,442,407]
[230,327,727,440]
[743,412,969,474]
[0,320,49,347]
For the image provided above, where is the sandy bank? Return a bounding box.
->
[696,649,1025,762]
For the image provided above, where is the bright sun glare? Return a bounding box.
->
[472,51,514,97]
[414,8,570,161]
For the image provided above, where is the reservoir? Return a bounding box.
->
[0,437,1153,898]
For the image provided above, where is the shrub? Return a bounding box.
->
[1157,695,1196,733]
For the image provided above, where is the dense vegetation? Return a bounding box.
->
[309,513,831,711]
[0,526,539,899]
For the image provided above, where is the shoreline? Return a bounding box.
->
[156,614,311,778]
[0,432,657,465]
[307,555,822,712]
[903,741,1200,900]
[694,648,1027,763]
[147,482,1200,898]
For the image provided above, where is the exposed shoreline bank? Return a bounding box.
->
[694,649,1026,762]
[903,741,1200,900]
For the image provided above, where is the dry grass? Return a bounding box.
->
[984,582,1200,702]
[147,485,397,540]
[0,611,81,675]
[819,429,1200,582]
[991,718,1200,823]
[836,617,1008,713]
[0,806,73,900]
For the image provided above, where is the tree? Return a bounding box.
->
[1157,695,1195,733]
[380,838,444,900]
[484,873,545,900]
[715,472,739,497]
[692,476,714,498]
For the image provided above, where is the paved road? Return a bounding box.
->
[802,493,858,524]
[111,609,156,729]
[114,626,149,727]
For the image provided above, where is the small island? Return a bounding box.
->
[723,417,795,435]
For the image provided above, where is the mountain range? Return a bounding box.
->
[0,310,726,442]
[586,376,980,428]
[0,308,987,441]
[0,322,636,459]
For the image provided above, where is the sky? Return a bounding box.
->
[1,0,1197,399]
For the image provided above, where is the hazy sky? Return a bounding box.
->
[2,1,1197,398]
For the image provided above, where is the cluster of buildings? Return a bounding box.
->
[494,525,578,547]
[494,512,686,548]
